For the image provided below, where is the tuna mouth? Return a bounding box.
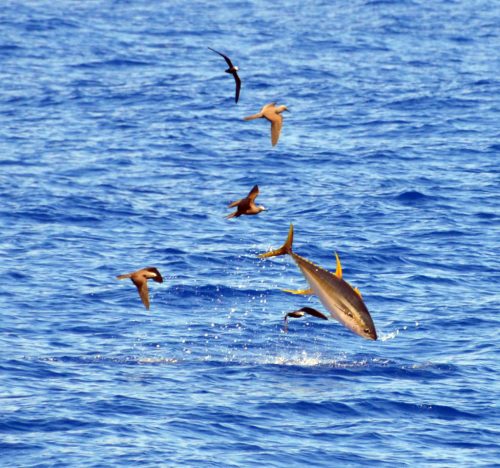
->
[363,327,377,340]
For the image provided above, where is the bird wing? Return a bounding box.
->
[283,309,305,333]
[283,307,328,332]
[132,277,150,310]
[228,198,242,208]
[208,47,234,68]
[300,307,329,320]
[286,310,306,319]
[233,72,241,103]
[247,185,259,202]
[270,113,283,146]
[262,102,277,112]
[144,267,163,283]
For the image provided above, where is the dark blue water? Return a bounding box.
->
[1,0,499,466]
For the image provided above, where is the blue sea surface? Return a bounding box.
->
[1,0,499,466]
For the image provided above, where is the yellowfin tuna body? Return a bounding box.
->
[259,224,377,340]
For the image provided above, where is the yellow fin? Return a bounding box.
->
[281,287,314,295]
[259,224,294,258]
[334,252,342,279]
[353,286,362,298]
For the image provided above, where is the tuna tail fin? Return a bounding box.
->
[259,224,294,258]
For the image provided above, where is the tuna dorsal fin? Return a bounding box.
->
[353,286,362,298]
[334,252,342,279]
[281,287,314,295]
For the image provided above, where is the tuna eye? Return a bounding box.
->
[364,328,370,334]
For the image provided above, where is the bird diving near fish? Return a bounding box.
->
[244,102,289,146]
[226,184,266,219]
[208,47,241,103]
[283,307,329,333]
[259,224,377,340]
[116,267,163,310]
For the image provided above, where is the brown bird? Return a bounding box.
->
[226,184,266,219]
[116,267,163,310]
[283,307,329,333]
[244,102,289,146]
[208,47,241,103]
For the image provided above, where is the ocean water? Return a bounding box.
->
[1,0,499,466]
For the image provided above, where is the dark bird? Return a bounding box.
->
[116,267,163,310]
[226,184,266,219]
[244,102,289,146]
[283,307,329,333]
[208,47,241,103]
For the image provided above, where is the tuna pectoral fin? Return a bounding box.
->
[258,224,294,258]
[282,287,313,295]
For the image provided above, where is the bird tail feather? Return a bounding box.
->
[228,199,242,208]
[244,113,263,121]
[116,273,132,280]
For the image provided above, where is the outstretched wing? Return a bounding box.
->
[208,47,233,68]
[283,306,328,333]
[270,114,283,146]
[233,72,241,103]
[144,267,163,283]
[132,278,150,310]
[247,185,259,202]
[300,307,329,320]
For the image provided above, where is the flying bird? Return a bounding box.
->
[259,225,377,340]
[226,184,266,219]
[244,102,289,146]
[116,267,163,310]
[283,307,329,333]
[208,47,241,103]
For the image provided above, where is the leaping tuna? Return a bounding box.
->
[259,225,377,340]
